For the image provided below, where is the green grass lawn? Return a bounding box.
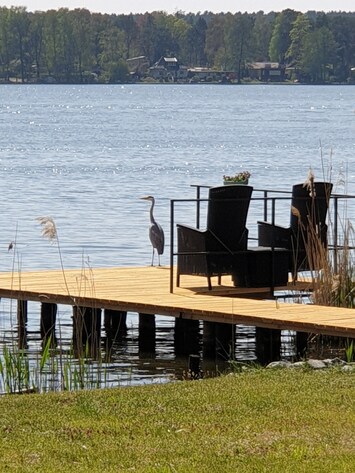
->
[1,368,354,472]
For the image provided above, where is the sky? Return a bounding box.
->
[0,1,354,15]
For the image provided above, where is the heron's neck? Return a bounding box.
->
[150,201,156,224]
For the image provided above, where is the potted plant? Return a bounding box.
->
[223,170,251,185]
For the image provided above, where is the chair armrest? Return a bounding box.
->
[258,221,290,248]
[177,224,208,253]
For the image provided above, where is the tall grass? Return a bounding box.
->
[0,217,115,394]
[292,173,355,356]
[0,336,111,394]
[311,223,355,308]
[290,171,355,308]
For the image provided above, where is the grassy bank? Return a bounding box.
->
[1,369,354,472]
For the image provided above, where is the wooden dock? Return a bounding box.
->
[0,265,355,339]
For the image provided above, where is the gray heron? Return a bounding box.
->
[140,195,165,266]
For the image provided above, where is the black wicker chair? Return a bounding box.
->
[176,185,253,290]
[258,181,333,280]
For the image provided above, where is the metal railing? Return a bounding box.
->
[169,184,355,293]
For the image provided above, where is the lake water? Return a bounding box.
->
[0,84,354,389]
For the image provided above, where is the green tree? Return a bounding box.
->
[225,13,254,83]
[43,8,76,81]
[205,14,228,68]
[28,11,45,81]
[137,13,156,64]
[171,16,192,65]
[99,21,126,82]
[299,26,338,83]
[152,12,177,61]
[329,14,355,82]
[116,13,138,59]
[269,9,299,63]
[186,16,207,66]
[0,7,15,80]
[90,13,110,77]
[11,6,31,82]
[251,11,274,61]
[42,9,60,77]
[69,9,95,82]
[286,13,312,66]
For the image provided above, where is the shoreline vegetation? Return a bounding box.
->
[0,369,354,472]
[1,79,354,85]
[0,7,355,85]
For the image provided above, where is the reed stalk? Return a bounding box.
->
[292,173,355,358]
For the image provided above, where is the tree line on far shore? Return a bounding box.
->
[1,6,355,84]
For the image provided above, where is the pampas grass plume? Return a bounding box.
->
[37,217,57,242]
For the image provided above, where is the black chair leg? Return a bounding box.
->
[207,276,212,291]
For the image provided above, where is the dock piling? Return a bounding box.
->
[203,321,235,360]
[255,327,281,365]
[138,313,156,354]
[17,300,28,349]
[104,309,127,338]
[40,302,57,347]
[174,318,200,356]
[72,306,102,358]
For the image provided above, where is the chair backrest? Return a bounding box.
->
[206,185,253,251]
[290,182,333,234]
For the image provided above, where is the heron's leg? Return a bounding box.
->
[151,249,155,266]
[158,254,161,266]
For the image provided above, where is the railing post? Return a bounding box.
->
[170,199,175,293]
[271,197,276,225]
[263,190,268,221]
[333,195,338,273]
[196,186,201,229]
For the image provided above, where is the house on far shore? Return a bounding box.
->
[148,57,188,81]
[248,62,286,82]
[187,67,234,83]
[127,56,150,79]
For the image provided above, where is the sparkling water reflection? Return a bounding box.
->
[0,84,354,390]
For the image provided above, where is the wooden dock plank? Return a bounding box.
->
[0,266,354,338]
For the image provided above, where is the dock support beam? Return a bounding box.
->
[40,302,57,347]
[255,327,281,365]
[174,318,200,356]
[295,331,309,359]
[72,306,102,358]
[138,313,156,354]
[203,321,235,360]
[17,300,28,349]
[188,354,202,379]
[104,310,127,338]
[103,310,127,360]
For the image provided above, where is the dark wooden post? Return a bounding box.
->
[174,318,200,356]
[202,321,216,358]
[72,306,102,358]
[104,309,127,338]
[72,306,83,356]
[215,323,235,359]
[295,331,308,359]
[40,302,57,347]
[188,354,202,379]
[138,313,156,354]
[203,321,235,360]
[17,299,28,349]
[255,327,281,365]
[103,309,127,359]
